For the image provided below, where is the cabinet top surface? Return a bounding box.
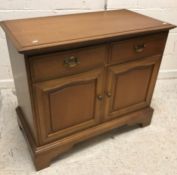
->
[0,9,175,53]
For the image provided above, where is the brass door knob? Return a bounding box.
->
[97,95,103,100]
[106,92,112,97]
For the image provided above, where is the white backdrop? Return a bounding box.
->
[0,0,177,88]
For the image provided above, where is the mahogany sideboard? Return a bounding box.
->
[1,9,175,170]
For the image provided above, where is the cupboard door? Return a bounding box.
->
[105,56,161,120]
[34,68,105,143]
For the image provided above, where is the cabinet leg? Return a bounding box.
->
[139,117,152,127]
[139,108,153,127]
[33,144,73,171]
[127,107,153,128]
[34,155,51,171]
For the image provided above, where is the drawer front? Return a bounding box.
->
[110,33,167,64]
[30,45,107,82]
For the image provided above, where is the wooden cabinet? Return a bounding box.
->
[1,9,175,170]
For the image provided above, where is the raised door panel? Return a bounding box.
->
[34,68,105,144]
[105,56,161,120]
[50,81,96,131]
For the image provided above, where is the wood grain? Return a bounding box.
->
[110,32,167,64]
[105,55,161,120]
[7,37,38,144]
[0,9,175,53]
[29,45,107,82]
[33,68,105,143]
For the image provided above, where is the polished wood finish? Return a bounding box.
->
[0,9,174,54]
[30,45,107,82]
[1,9,175,171]
[34,68,105,143]
[6,38,38,143]
[110,32,167,64]
[105,55,161,120]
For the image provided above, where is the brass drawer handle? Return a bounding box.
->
[64,56,80,68]
[134,44,146,53]
[97,95,103,100]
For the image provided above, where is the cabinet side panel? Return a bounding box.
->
[6,37,37,142]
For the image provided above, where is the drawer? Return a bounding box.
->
[110,33,167,64]
[29,45,107,82]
